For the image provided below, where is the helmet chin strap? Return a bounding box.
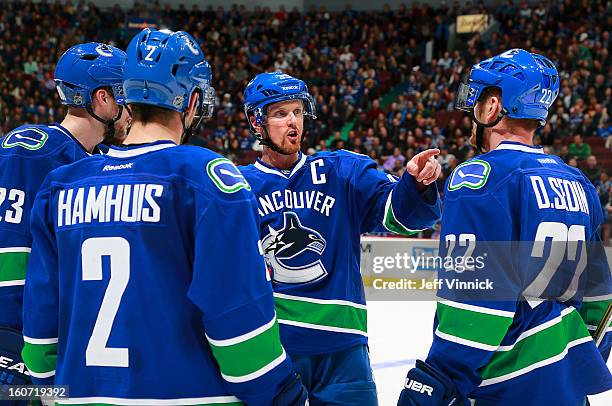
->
[180,91,205,145]
[180,112,191,145]
[86,104,125,144]
[470,110,505,154]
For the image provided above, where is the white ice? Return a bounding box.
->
[368,301,612,405]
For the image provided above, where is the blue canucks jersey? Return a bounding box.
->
[429,141,612,405]
[22,141,295,405]
[240,150,441,355]
[0,124,91,331]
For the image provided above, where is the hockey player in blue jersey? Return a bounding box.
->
[240,71,442,405]
[21,28,307,405]
[0,42,128,397]
[397,49,612,406]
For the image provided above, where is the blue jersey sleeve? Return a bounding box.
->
[345,153,441,234]
[188,183,294,405]
[21,177,58,386]
[0,125,82,329]
[0,151,58,329]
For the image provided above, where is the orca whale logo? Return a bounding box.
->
[262,212,327,284]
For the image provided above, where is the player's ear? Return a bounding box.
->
[92,88,113,108]
[489,94,502,120]
[186,91,200,125]
[481,93,501,124]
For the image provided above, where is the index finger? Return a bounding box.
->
[414,148,440,163]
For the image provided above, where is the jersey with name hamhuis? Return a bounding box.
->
[429,141,612,405]
[22,141,295,405]
[240,150,441,354]
[0,124,91,331]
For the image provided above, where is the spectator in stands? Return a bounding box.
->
[583,155,602,185]
[452,136,471,162]
[598,171,611,208]
[568,134,592,161]
[383,147,406,173]
[329,131,343,150]
[568,158,579,168]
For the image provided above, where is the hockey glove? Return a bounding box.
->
[0,327,31,406]
[397,360,463,406]
[273,372,309,406]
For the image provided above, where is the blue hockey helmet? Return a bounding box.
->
[123,28,215,118]
[243,72,316,141]
[455,48,559,126]
[55,43,126,108]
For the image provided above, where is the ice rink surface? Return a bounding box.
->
[368,301,612,406]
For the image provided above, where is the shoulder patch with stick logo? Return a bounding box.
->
[448,159,491,191]
[206,158,251,193]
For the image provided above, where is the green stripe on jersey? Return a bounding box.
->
[208,318,284,380]
[382,192,420,236]
[579,299,611,327]
[274,294,367,334]
[21,341,57,375]
[480,309,591,381]
[0,250,30,283]
[436,302,513,347]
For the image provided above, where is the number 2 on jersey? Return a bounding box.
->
[81,237,130,367]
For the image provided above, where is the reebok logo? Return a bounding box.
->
[282,85,299,91]
[103,163,134,171]
[404,378,433,396]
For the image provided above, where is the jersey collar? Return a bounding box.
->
[49,123,92,155]
[106,140,177,158]
[494,141,544,154]
[254,152,307,179]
